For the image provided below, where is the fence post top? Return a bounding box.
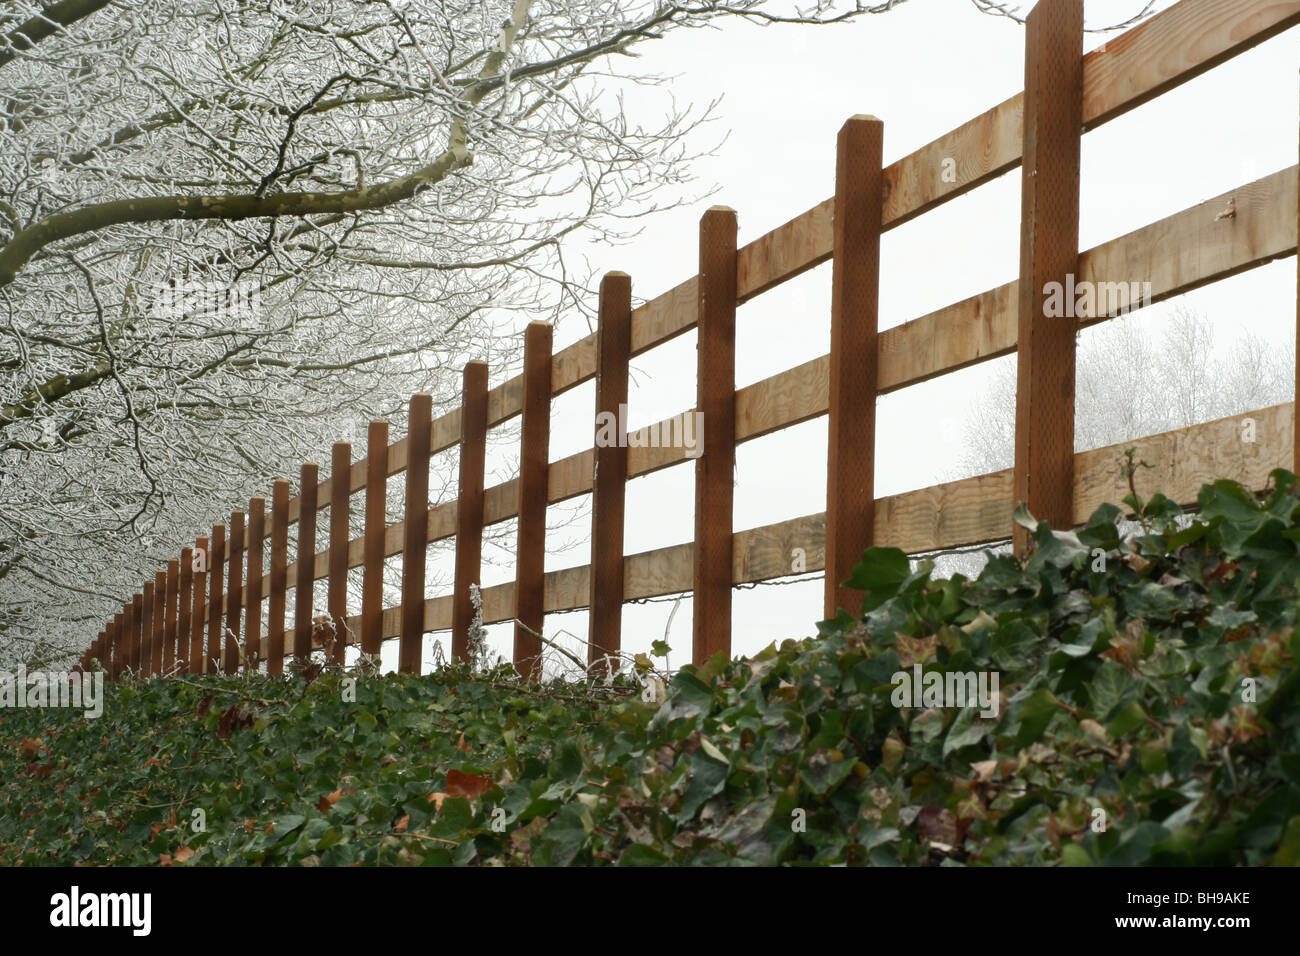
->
[844,113,883,125]
[704,204,736,215]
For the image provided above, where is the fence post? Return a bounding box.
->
[453,363,489,665]
[123,603,135,677]
[164,560,179,674]
[329,442,351,667]
[589,274,630,673]
[206,523,225,674]
[246,497,264,672]
[110,617,120,679]
[362,421,388,662]
[1013,0,1083,555]
[294,463,318,663]
[515,321,553,681]
[189,536,207,674]
[151,571,166,676]
[141,580,156,677]
[400,394,433,673]
[268,480,290,675]
[225,510,244,674]
[130,592,143,675]
[179,548,193,673]
[694,206,738,665]
[825,115,884,620]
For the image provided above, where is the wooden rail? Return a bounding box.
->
[81,0,1300,678]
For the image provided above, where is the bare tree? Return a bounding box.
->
[0,0,1158,665]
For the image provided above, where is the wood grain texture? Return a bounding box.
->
[452,365,488,665]
[164,560,178,675]
[1014,0,1083,555]
[400,395,432,673]
[826,116,883,619]
[190,536,207,675]
[178,548,193,674]
[206,524,224,675]
[694,207,737,665]
[362,421,388,658]
[1081,0,1300,129]
[149,574,164,677]
[224,510,244,674]
[590,273,631,669]
[329,442,351,667]
[294,464,317,661]
[514,322,552,681]
[267,484,288,675]
[245,498,264,671]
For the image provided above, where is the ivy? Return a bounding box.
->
[3,472,1299,865]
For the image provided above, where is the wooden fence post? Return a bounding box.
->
[329,442,351,667]
[246,498,264,672]
[694,206,738,665]
[179,548,193,673]
[294,463,318,662]
[453,364,489,665]
[151,570,166,676]
[123,604,134,677]
[141,580,156,677]
[225,510,244,674]
[206,523,225,674]
[164,560,179,674]
[362,421,388,661]
[1013,0,1083,555]
[130,592,143,675]
[110,617,120,679]
[825,115,884,620]
[268,480,290,675]
[189,536,207,674]
[515,321,553,681]
[589,274,630,673]
[400,395,432,673]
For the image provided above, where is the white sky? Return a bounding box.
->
[390,0,1300,673]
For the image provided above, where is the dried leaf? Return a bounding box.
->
[444,769,493,800]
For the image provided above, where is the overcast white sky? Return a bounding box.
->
[393,0,1300,673]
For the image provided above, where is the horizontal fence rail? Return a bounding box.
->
[81,0,1300,679]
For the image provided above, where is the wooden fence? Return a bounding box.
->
[79,0,1300,680]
